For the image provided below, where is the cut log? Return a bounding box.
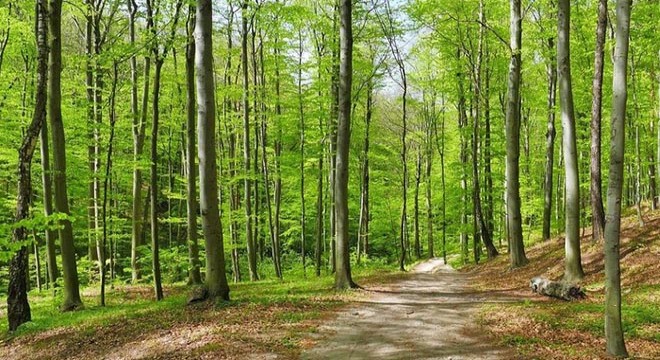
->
[530,276,586,301]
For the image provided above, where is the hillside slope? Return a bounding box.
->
[466,212,660,359]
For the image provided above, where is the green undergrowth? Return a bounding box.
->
[0,260,396,341]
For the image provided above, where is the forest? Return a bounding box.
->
[0,0,658,359]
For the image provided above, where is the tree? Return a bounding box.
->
[334,0,357,290]
[505,0,528,268]
[145,0,183,301]
[590,0,607,242]
[241,0,258,281]
[542,33,557,242]
[128,0,148,284]
[7,0,49,331]
[185,3,202,285]
[557,0,584,282]
[603,0,631,356]
[196,0,230,301]
[49,0,83,311]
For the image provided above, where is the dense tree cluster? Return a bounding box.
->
[0,0,648,356]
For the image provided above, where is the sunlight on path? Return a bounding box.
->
[302,259,517,360]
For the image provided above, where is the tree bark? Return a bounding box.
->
[8,0,49,330]
[558,0,584,282]
[241,0,258,281]
[129,0,149,283]
[49,0,83,311]
[603,0,631,356]
[185,4,202,285]
[150,58,164,301]
[506,0,528,268]
[297,30,307,275]
[414,150,421,259]
[196,0,230,300]
[334,0,357,290]
[543,36,557,242]
[39,120,58,289]
[358,77,372,263]
[590,0,607,241]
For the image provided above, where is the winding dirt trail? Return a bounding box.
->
[303,259,518,360]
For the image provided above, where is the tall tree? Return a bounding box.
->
[505,0,528,268]
[185,3,202,285]
[603,0,631,356]
[590,0,607,241]
[196,0,230,300]
[542,33,557,242]
[128,0,148,283]
[7,0,49,331]
[39,120,58,289]
[334,0,357,290]
[145,0,183,301]
[241,0,258,281]
[49,0,83,310]
[558,0,584,282]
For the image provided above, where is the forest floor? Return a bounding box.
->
[1,213,659,359]
[467,209,660,359]
[302,258,517,359]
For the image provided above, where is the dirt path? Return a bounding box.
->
[302,259,518,360]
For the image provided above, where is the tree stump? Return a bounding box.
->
[530,277,586,301]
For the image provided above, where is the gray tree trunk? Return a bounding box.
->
[505,0,528,268]
[542,36,557,242]
[558,0,584,282]
[196,0,230,300]
[49,0,83,311]
[334,0,356,290]
[603,0,631,356]
[129,0,149,283]
[241,1,258,281]
[590,0,607,241]
[39,121,59,289]
[185,4,201,285]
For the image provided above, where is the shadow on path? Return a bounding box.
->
[302,259,521,360]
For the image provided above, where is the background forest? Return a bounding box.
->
[0,0,657,358]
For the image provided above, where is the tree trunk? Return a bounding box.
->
[334,0,357,290]
[297,30,307,275]
[185,4,201,285]
[414,150,421,259]
[590,0,607,241]
[8,0,49,330]
[358,78,372,263]
[543,36,557,242]
[196,0,230,300]
[603,0,630,356]
[39,120,58,288]
[425,91,434,259]
[100,62,118,307]
[129,0,149,283]
[241,1,258,281]
[314,40,326,276]
[505,0,528,268]
[329,4,339,273]
[558,0,584,282]
[150,59,164,301]
[49,0,83,311]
